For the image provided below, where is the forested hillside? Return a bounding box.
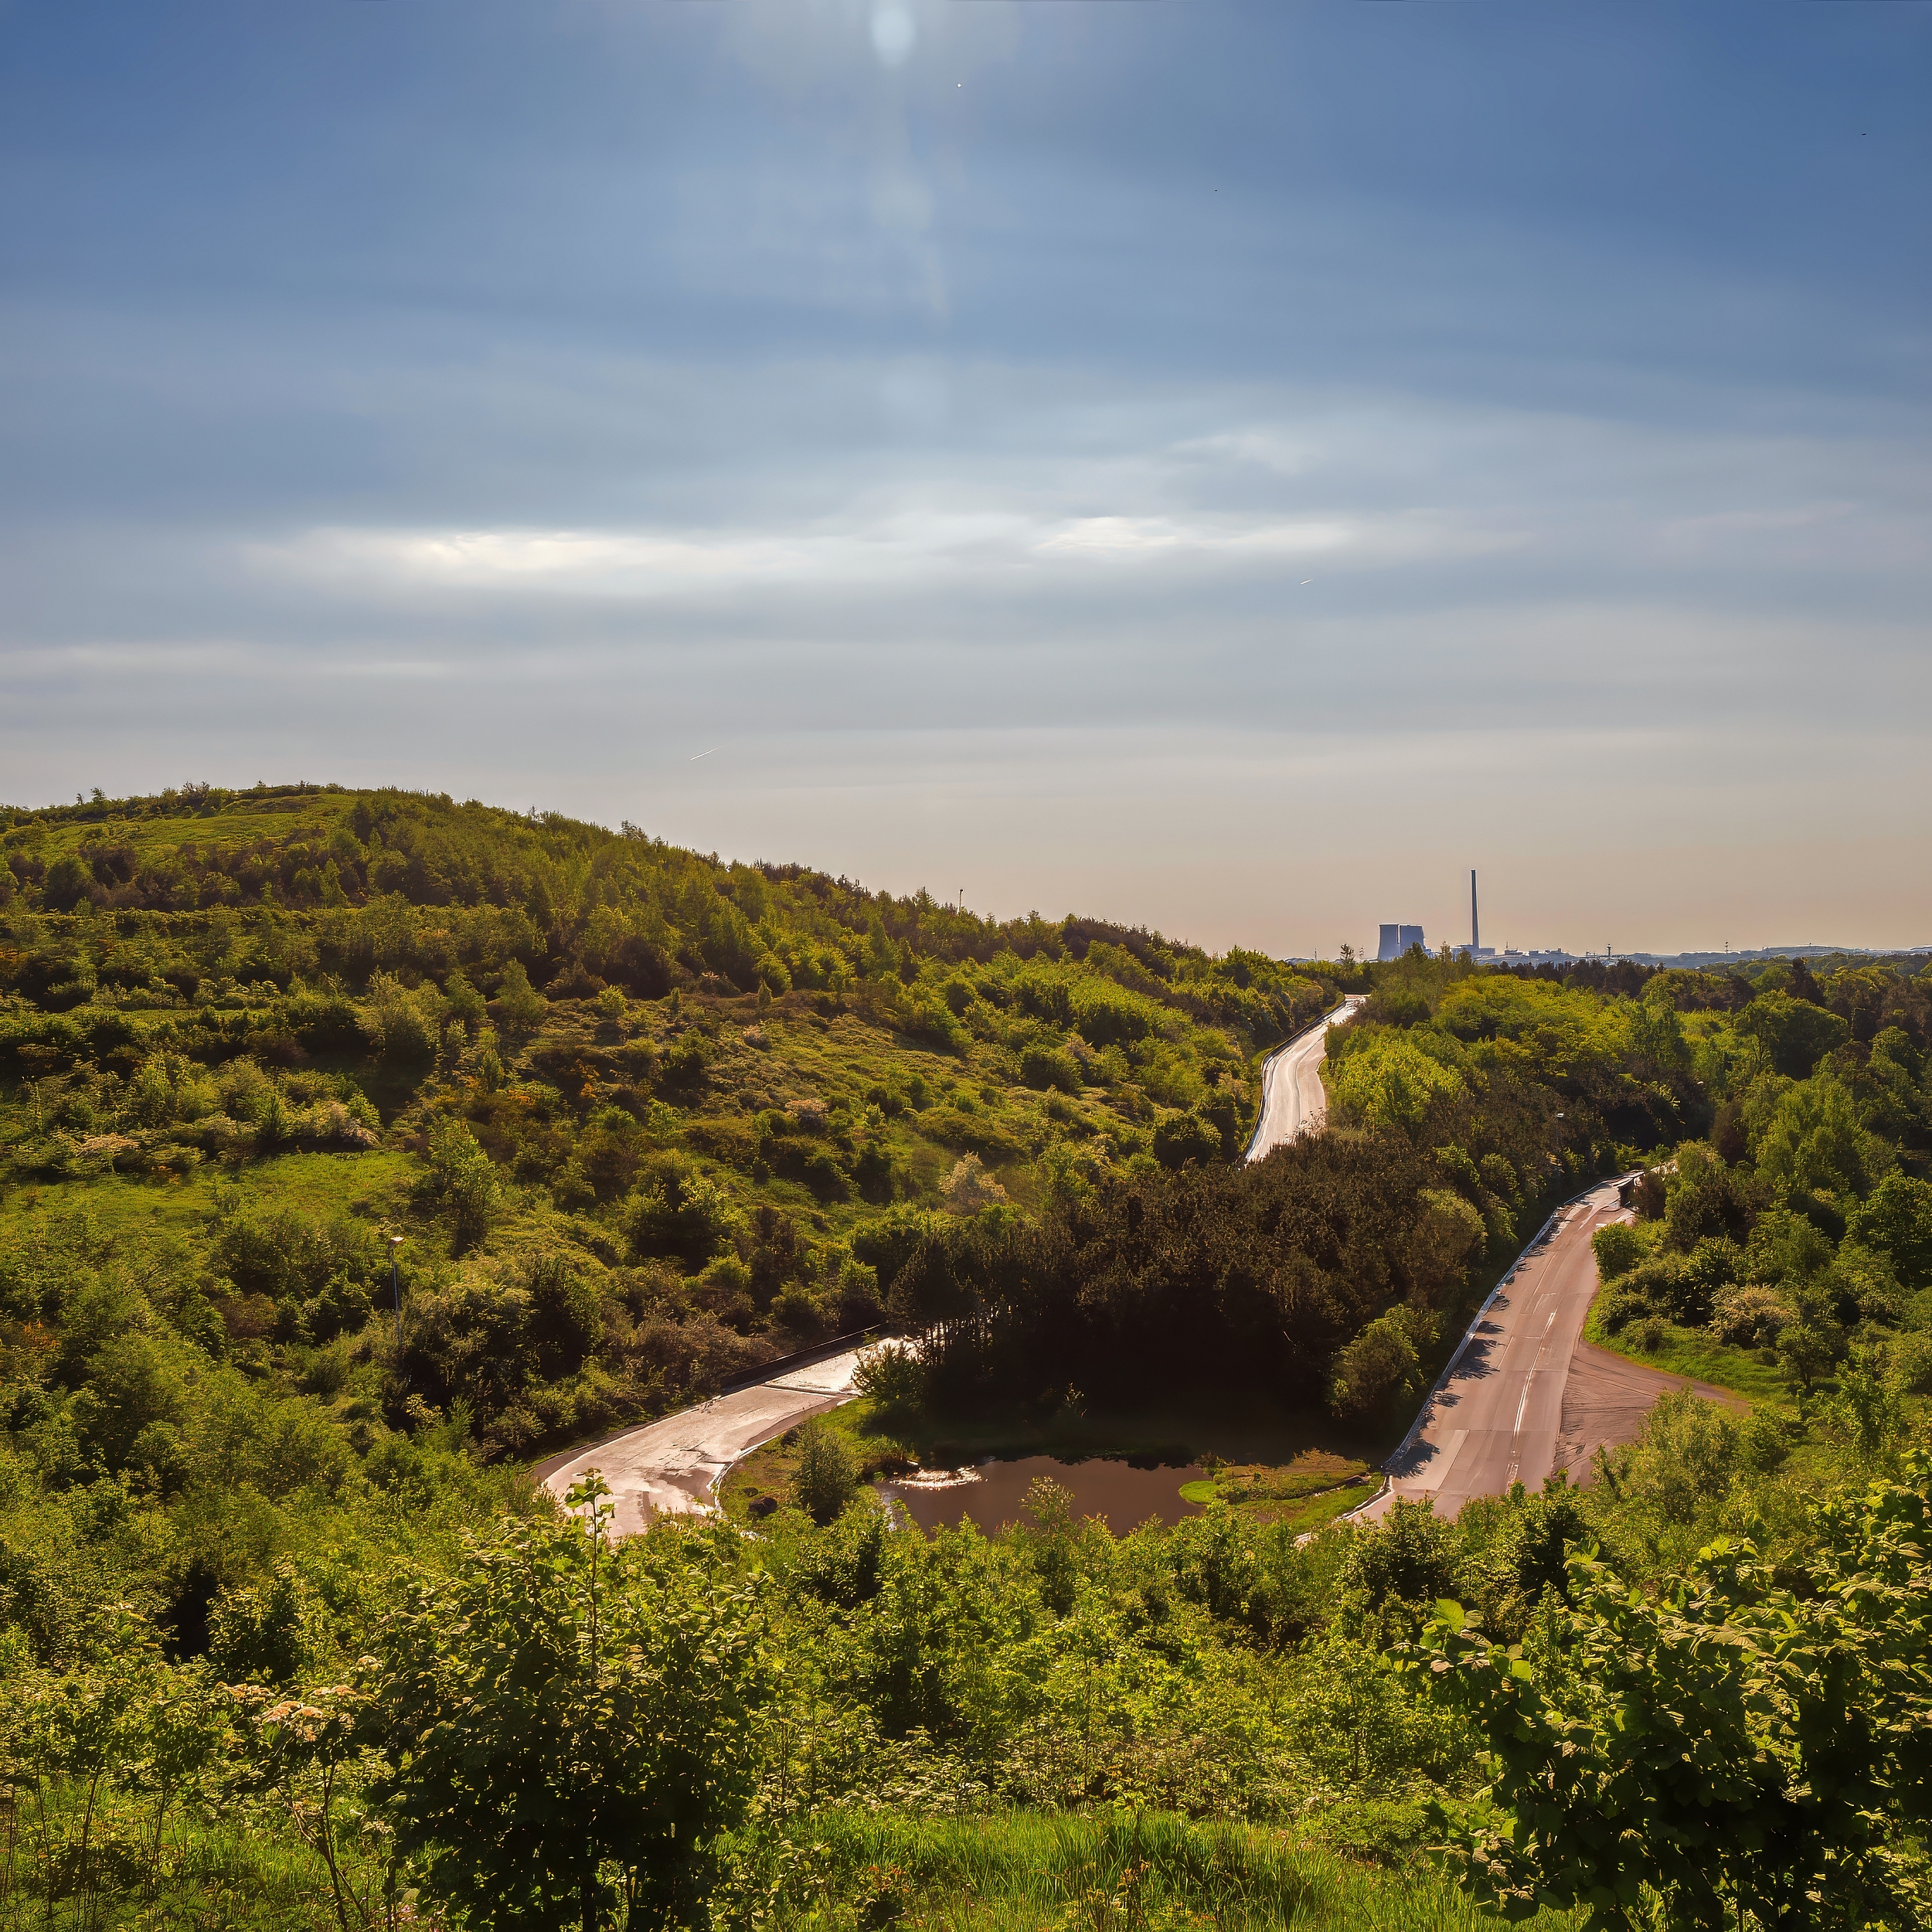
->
[0,783,1332,1457]
[2,783,1930,1929]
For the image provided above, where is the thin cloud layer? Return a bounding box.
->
[0,2,1927,953]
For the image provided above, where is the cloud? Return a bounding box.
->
[2,2,1927,951]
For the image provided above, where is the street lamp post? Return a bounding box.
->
[388,1235,405,1360]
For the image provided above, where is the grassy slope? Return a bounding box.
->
[2,783,1339,1462]
[786,1810,1588,1931]
[1581,1294,1791,1407]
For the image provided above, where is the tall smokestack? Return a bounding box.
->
[1471,869,1479,954]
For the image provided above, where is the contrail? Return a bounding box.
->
[690,748,719,760]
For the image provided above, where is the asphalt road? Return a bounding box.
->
[1362,1175,1716,1519]
[539,1346,872,1536]
[1246,996,1368,1161]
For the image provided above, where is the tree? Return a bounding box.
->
[1409,1189,1486,1298]
[789,1417,860,1526]
[495,959,548,1034]
[373,1474,773,1931]
[42,853,94,912]
[444,969,489,1032]
[1777,1318,1842,1393]
[1848,1174,1932,1291]
[1736,989,1851,1080]
[1326,1030,1466,1134]
[1590,1221,1644,1281]
[1406,1464,1932,1930]
[419,1117,498,1250]
[1327,1313,1424,1420]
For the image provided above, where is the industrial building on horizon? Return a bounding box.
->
[1362,868,1924,971]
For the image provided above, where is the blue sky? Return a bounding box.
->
[2,1,1927,955]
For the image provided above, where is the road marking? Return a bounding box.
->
[1513,1373,1533,1435]
[1544,1306,1558,1332]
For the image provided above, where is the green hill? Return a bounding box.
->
[1,782,1335,1454]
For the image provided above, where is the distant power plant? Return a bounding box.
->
[1376,872,1492,964]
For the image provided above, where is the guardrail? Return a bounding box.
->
[718,1326,890,1393]
[1373,1169,1642,1481]
[529,1328,895,1484]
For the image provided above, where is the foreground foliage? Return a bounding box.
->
[1411,1461,1932,1929]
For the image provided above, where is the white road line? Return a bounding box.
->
[1513,1374,1532,1434]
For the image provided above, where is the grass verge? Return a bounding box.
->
[1178,1451,1378,1532]
[774,1808,1589,1931]
[1582,1298,1789,1408]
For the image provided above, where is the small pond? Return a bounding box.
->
[882,1455,1206,1534]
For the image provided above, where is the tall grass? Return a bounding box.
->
[0,1783,389,1932]
[793,1808,1587,1930]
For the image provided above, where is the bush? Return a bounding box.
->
[215,1202,380,1306]
[1328,1312,1424,1420]
[940,1155,1005,1214]
[1591,1221,1645,1282]
[373,1498,773,1931]
[1341,1497,1458,1616]
[207,1561,318,1687]
[1597,1287,1651,1335]
[1709,1284,1796,1348]
[769,1282,830,1341]
[789,1417,860,1526]
[360,972,444,1061]
[1153,1110,1221,1170]
[625,1163,743,1264]
[658,1032,712,1092]
[1889,1331,1932,1397]
[854,1342,925,1413]
[1621,1255,1707,1326]
[1019,1043,1082,1094]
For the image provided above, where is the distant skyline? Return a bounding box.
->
[2,3,1927,958]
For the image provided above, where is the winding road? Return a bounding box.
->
[536,995,1719,1536]
[1361,1176,1740,1519]
[1246,996,1368,1160]
[542,996,1372,1530]
[537,1345,872,1533]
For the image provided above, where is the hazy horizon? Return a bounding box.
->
[3,3,1927,958]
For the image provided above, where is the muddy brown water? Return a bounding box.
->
[883,1456,1206,1534]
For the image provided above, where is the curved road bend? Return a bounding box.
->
[538,1346,872,1538]
[1247,996,1369,1161]
[1360,1176,1740,1521]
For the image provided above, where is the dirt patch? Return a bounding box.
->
[1557,1339,1750,1483]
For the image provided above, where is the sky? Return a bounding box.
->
[2,1,1927,959]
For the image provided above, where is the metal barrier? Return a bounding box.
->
[1374,1169,1642,1481]
[718,1326,891,1393]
